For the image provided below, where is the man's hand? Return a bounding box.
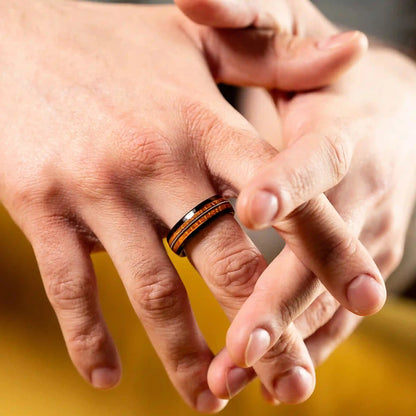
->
[176,0,391,405]
[0,0,383,411]
[208,46,416,402]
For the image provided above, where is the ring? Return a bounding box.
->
[167,195,235,257]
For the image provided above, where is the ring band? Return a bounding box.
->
[167,195,234,257]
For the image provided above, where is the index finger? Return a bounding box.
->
[225,195,385,368]
[208,119,386,319]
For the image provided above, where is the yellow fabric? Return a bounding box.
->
[0,206,415,416]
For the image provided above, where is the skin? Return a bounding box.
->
[0,0,388,412]
[208,47,416,403]
[177,0,416,405]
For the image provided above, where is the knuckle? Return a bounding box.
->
[323,134,351,184]
[68,327,108,354]
[283,165,314,205]
[115,125,174,176]
[303,295,339,334]
[131,270,185,319]
[276,298,303,330]
[69,156,115,200]
[381,245,404,275]
[180,99,234,160]
[363,159,391,202]
[74,127,176,200]
[323,236,358,267]
[180,99,220,142]
[172,350,207,376]
[9,173,61,215]
[181,98,257,150]
[10,181,38,209]
[377,210,401,238]
[47,276,94,311]
[259,329,298,365]
[210,247,265,298]
[313,295,338,324]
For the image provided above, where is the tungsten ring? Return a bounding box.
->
[167,195,234,257]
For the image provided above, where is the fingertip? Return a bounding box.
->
[196,390,229,414]
[346,274,386,316]
[236,190,252,228]
[274,366,315,404]
[236,189,279,230]
[225,367,252,399]
[314,31,368,82]
[356,31,369,54]
[317,31,367,53]
[207,349,255,399]
[91,366,121,390]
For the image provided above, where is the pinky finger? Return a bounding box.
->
[30,222,120,389]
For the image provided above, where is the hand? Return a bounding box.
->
[210,45,416,401]
[0,0,381,411]
[176,0,388,405]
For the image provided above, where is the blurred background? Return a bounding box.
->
[0,1,415,415]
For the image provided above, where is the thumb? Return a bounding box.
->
[179,0,368,90]
[200,28,368,90]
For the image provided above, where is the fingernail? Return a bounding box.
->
[196,390,228,413]
[226,367,250,398]
[91,367,120,389]
[249,190,278,229]
[347,274,386,315]
[318,31,359,50]
[274,367,314,404]
[245,328,271,367]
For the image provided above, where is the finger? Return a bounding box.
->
[200,28,368,90]
[253,324,315,404]
[303,215,397,367]
[29,220,120,389]
[305,307,361,366]
[186,215,316,404]
[226,196,385,371]
[134,133,271,319]
[176,0,294,29]
[209,324,316,404]
[140,141,317,405]
[205,115,384,358]
[85,207,227,413]
[294,290,340,340]
[237,123,358,228]
[262,195,385,313]
[207,348,256,399]
[176,0,333,32]
[209,204,365,401]
[225,247,319,367]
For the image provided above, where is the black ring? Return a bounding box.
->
[167,195,234,257]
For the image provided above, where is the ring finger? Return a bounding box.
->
[82,200,228,413]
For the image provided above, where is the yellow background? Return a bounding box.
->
[0,206,415,416]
